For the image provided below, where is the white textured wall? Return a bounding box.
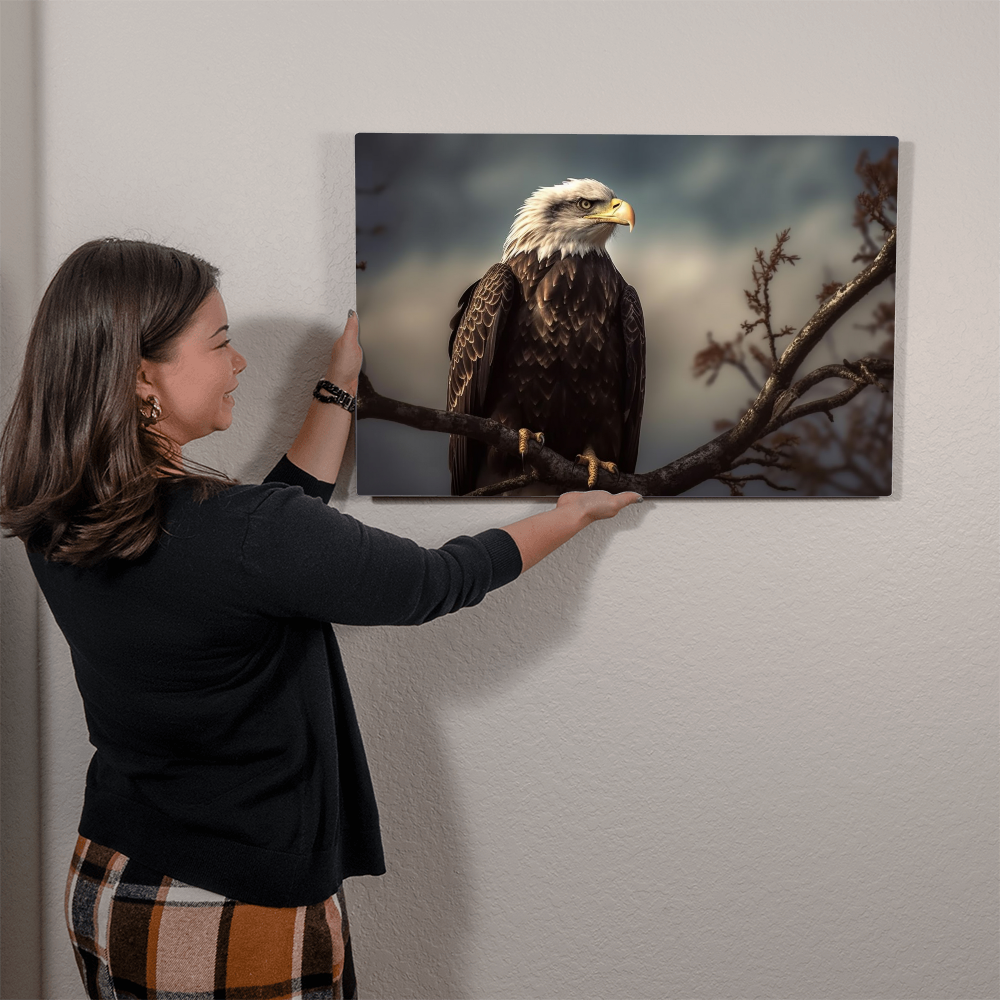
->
[1,2,996,998]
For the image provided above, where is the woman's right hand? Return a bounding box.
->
[556,489,644,523]
[503,489,644,573]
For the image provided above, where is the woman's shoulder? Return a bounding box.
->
[165,477,306,521]
[167,474,329,549]
[166,455,332,515]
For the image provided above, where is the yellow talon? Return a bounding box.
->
[575,446,618,488]
[518,428,545,457]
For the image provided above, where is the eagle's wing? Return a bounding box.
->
[447,262,517,495]
[619,283,646,475]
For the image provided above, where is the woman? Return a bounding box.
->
[1,238,640,998]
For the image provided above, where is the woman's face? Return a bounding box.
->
[137,290,247,449]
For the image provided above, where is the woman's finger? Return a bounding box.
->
[325,310,363,386]
[597,491,643,518]
[342,309,360,343]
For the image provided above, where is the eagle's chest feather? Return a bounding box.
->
[504,252,624,374]
[484,252,627,451]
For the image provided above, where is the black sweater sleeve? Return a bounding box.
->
[263,454,335,504]
[240,478,522,626]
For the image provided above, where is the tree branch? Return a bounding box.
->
[763,356,892,433]
[715,472,797,496]
[740,229,800,364]
[356,373,596,491]
[693,333,763,391]
[466,473,540,497]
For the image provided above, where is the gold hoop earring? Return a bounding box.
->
[139,395,162,425]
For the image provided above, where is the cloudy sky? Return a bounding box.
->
[355,134,896,497]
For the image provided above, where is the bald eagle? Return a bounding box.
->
[446,178,645,496]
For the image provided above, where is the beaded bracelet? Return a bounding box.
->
[313,380,357,413]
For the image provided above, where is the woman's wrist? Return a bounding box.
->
[321,371,358,394]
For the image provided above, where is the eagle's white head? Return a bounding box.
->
[501,178,635,263]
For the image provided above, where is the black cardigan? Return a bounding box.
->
[30,457,522,906]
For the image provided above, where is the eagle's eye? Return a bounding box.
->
[577,198,593,211]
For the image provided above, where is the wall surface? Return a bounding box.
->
[2,2,997,998]
[0,4,43,998]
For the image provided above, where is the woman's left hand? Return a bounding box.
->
[286,311,362,482]
[325,310,363,389]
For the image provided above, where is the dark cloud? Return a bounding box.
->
[356,134,894,269]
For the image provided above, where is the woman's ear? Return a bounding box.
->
[136,365,154,399]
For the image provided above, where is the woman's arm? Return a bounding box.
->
[502,490,643,573]
[242,486,639,626]
[285,311,363,484]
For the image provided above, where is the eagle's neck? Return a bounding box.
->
[502,212,615,264]
[501,236,609,265]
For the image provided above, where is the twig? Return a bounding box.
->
[715,473,797,496]
[741,230,800,364]
[756,357,893,437]
[465,473,543,497]
[725,454,794,472]
[693,333,762,391]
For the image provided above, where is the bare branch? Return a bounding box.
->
[356,372,600,492]
[466,473,542,497]
[758,356,892,434]
[764,382,872,434]
[817,280,844,302]
[633,230,896,495]
[725,453,794,472]
[693,333,762,391]
[768,229,895,384]
[715,472,797,496]
[853,148,898,264]
[779,392,893,496]
[741,229,800,364]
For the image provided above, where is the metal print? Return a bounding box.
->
[355,135,897,497]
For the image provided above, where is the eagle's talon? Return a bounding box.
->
[576,447,618,488]
[518,427,545,457]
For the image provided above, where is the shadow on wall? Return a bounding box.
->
[337,525,629,999]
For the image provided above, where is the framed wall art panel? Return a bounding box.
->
[355,134,898,498]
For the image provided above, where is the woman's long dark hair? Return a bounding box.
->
[1,238,233,566]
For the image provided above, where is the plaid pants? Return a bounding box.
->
[65,836,357,999]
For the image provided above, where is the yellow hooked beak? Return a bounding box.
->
[584,198,635,232]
